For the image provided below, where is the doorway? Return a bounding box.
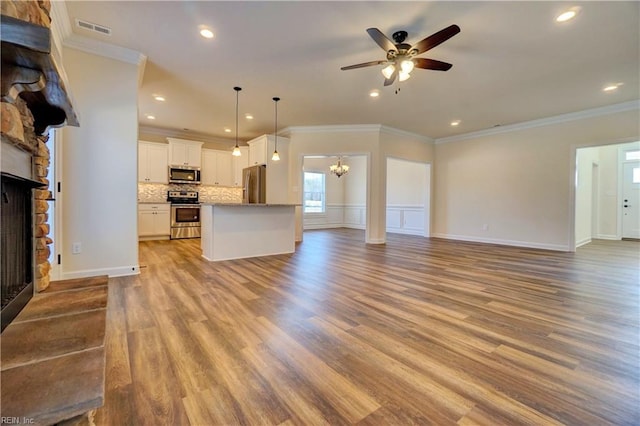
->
[301,155,367,236]
[575,141,640,246]
[621,160,640,239]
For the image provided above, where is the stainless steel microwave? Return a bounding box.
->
[168,165,201,184]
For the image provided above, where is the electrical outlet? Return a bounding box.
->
[72,242,82,254]
[482,224,489,231]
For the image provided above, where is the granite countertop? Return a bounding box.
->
[138,201,170,204]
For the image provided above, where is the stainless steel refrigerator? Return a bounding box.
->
[242,164,266,203]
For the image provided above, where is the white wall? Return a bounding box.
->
[386,158,429,236]
[434,108,640,251]
[60,47,140,278]
[575,147,599,246]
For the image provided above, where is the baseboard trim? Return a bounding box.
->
[62,265,140,279]
[387,228,425,237]
[575,238,592,248]
[431,233,570,252]
[596,234,619,240]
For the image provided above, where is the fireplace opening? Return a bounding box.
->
[1,172,42,332]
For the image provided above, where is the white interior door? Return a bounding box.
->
[621,161,640,238]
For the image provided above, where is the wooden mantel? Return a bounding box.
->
[1,14,79,135]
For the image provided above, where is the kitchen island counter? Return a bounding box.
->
[200,203,297,261]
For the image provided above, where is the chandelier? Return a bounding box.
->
[330,157,349,178]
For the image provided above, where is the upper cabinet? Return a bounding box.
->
[248,137,267,166]
[167,138,203,167]
[247,135,290,203]
[247,134,289,167]
[202,149,234,186]
[138,141,168,183]
[233,146,249,186]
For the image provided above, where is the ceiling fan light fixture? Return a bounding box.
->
[398,71,411,82]
[381,64,395,79]
[400,59,414,73]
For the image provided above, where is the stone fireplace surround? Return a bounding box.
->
[1,2,105,425]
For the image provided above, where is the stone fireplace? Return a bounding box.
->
[1,1,78,328]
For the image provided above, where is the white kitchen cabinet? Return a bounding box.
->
[202,149,233,186]
[233,146,249,186]
[138,141,168,183]
[248,137,267,166]
[138,203,171,239]
[247,134,290,203]
[167,138,203,167]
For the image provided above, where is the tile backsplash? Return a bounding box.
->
[138,183,242,203]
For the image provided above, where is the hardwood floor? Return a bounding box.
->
[95,229,639,425]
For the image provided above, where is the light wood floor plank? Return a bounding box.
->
[96,230,639,425]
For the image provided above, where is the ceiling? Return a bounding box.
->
[62,1,639,143]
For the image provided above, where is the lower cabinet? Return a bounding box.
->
[138,204,170,239]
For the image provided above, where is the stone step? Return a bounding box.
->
[43,275,108,293]
[0,275,108,425]
[1,309,106,371]
[1,347,105,426]
[12,285,107,323]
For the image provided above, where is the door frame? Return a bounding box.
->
[618,145,640,238]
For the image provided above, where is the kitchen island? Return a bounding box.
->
[200,203,297,261]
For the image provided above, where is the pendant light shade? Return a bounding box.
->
[232,86,242,157]
[272,96,280,161]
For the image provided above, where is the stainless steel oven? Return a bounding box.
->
[167,191,200,239]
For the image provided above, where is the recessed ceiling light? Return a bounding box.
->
[145,114,156,120]
[603,82,623,92]
[245,113,254,120]
[224,128,231,133]
[369,90,380,98]
[556,7,580,23]
[153,95,165,102]
[199,26,214,39]
[450,120,461,126]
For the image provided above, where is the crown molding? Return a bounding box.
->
[139,125,236,145]
[50,0,73,43]
[379,125,433,143]
[283,124,432,143]
[285,124,383,135]
[49,1,146,86]
[64,33,146,66]
[436,100,640,144]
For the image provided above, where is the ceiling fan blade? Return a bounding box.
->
[341,60,387,71]
[413,58,453,71]
[366,28,397,53]
[383,68,398,86]
[412,24,460,55]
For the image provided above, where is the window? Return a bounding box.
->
[625,150,640,161]
[303,172,325,213]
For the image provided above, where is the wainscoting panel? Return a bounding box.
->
[344,205,366,229]
[304,205,426,235]
[386,205,425,236]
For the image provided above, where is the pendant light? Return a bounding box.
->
[272,97,280,161]
[232,86,242,157]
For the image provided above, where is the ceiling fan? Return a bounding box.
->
[341,25,460,87]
